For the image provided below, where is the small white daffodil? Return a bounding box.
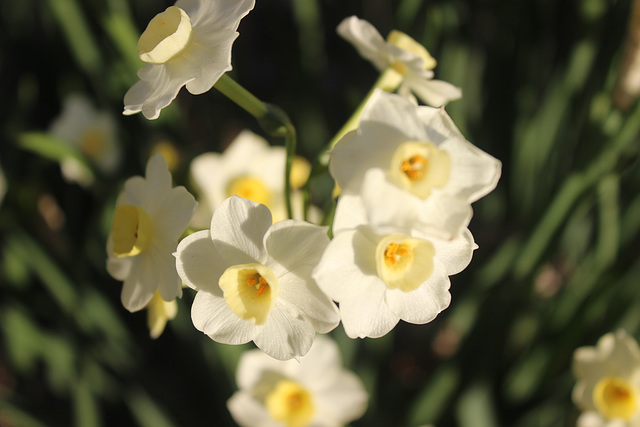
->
[337,16,461,107]
[189,130,317,227]
[175,196,339,360]
[573,330,640,426]
[50,94,121,186]
[312,194,475,339]
[330,89,501,239]
[124,0,255,120]
[107,154,197,312]
[228,335,368,427]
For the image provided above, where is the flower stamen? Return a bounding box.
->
[400,155,426,180]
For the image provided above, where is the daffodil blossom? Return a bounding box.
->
[330,89,501,239]
[50,94,121,186]
[227,336,368,427]
[573,330,640,426]
[175,196,339,360]
[312,194,475,339]
[107,154,197,312]
[189,130,317,227]
[337,15,461,107]
[124,0,255,120]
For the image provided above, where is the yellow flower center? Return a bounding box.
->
[375,234,435,292]
[137,6,193,64]
[226,176,272,206]
[80,128,106,159]
[386,30,437,70]
[265,380,314,427]
[390,141,451,199]
[593,376,638,421]
[111,205,153,257]
[218,263,278,325]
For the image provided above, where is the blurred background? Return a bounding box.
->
[2,0,640,425]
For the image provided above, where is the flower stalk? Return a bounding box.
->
[214,74,297,219]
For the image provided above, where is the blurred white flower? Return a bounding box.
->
[175,196,339,360]
[107,154,197,312]
[189,130,318,227]
[330,89,501,239]
[49,94,121,186]
[337,16,461,107]
[227,335,368,427]
[573,330,640,427]
[146,291,178,339]
[124,0,255,120]
[312,194,475,339]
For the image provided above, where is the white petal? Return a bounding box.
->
[227,392,278,427]
[175,230,226,293]
[339,275,399,339]
[312,371,369,425]
[416,104,466,142]
[106,237,133,280]
[312,229,378,303]
[235,349,291,390]
[441,137,502,203]
[150,241,184,302]
[336,16,388,71]
[332,193,368,234]
[405,76,462,107]
[360,168,473,239]
[360,89,430,141]
[295,336,343,387]
[254,305,316,360]
[265,220,328,280]
[210,196,271,265]
[179,0,255,32]
[191,291,257,344]
[184,37,235,94]
[123,63,194,120]
[385,261,451,324]
[576,412,606,427]
[427,228,476,275]
[153,186,197,240]
[120,254,158,312]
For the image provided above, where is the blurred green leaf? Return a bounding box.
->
[46,0,102,75]
[456,381,498,427]
[408,365,459,425]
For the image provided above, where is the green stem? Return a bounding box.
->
[214,74,296,219]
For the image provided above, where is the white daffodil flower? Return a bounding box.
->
[189,130,318,227]
[227,335,368,427]
[50,94,121,186]
[146,291,178,339]
[330,89,501,239]
[107,154,197,312]
[124,0,255,120]
[312,194,475,339]
[337,15,461,107]
[175,196,340,360]
[573,330,640,427]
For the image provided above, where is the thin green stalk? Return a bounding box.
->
[214,74,296,219]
